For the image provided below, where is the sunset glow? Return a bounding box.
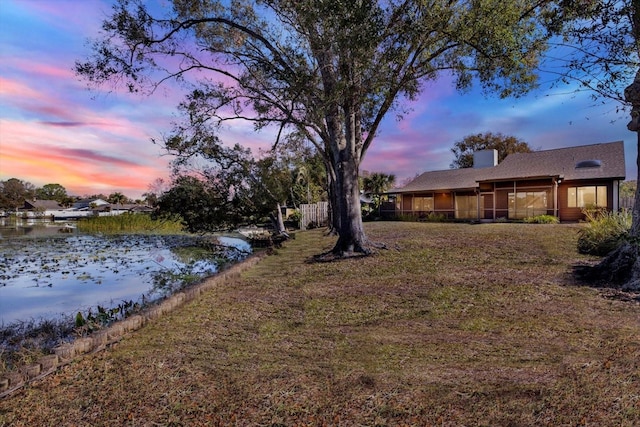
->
[0,0,637,199]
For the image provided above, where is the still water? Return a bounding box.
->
[0,221,251,325]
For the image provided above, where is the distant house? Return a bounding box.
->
[384,141,626,222]
[19,198,153,219]
[22,199,64,211]
[19,199,90,219]
[73,198,109,211]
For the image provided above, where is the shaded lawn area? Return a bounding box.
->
[1,222,639,426]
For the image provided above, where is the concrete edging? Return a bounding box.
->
[0,252,266,399]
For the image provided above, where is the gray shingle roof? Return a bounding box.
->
[394,141,625,193]
[26,199,63,209]
[396,167,482,192]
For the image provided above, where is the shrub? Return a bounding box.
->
[422,212,447,222]
[523,215,559,224]
[577,209,632,256]
[287,210,302,225]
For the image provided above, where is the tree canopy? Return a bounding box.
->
[77,0,573,255]
[550,0,640,290]
[35,183,69,203]
[450,132,533,168]
[0,178,35,210]
[107,192,130,205]
[543,0,639,106]
[156,143,296,233]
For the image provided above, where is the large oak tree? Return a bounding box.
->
[549,0,640,290]
[77,0,567,255]
[450,132,532,168]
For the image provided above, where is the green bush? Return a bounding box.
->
[287,210,302,224]
[418,212,447,222]
[523,215,559,224]
[577,209,632,256]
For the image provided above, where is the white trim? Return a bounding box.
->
[613,180,620,211]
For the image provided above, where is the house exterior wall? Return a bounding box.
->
[386,178,621,222]
[558,179,615,222]
[384,142,625,222]
[388,179,621,222]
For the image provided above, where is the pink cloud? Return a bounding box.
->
[0,77,40,98]
[0,118,171,198]
[9,59,76,80]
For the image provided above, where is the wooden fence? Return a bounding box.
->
[620,196,635,210]
[299,202,329,230]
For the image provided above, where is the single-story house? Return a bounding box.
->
[22,199,65,211]
[18,199,89,219]
[383,141,626,222]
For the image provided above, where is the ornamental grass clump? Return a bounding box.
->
[523,215,559,224]
[577,208,632,256]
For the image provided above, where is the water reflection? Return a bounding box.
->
[0,221,250,325]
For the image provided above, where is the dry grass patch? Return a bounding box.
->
[1,222,639,426]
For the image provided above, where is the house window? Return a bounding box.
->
[412,196,434,212]
[455,195,477,219]
[567,186,607,208]
[508,190,549,219]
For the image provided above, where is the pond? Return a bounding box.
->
[0,221,251,326]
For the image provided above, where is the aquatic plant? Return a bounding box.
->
[76,213,184,234]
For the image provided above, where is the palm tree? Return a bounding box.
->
[108,192,128,207]
[362,173,396,212]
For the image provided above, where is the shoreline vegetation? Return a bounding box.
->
[1,222,639,425]
[75,213,184,234]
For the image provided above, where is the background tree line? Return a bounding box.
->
[0,178,144,211]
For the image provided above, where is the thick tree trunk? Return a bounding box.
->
[269,202,287,236]
[589,242,640,291]
[627,69,640,240]
[586,69,640,291]
[331,151,369,256]
[631,131,640,238]
[275,202,286,234]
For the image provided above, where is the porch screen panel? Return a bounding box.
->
[412,196,434,212]
[455,195,477,219]
[482,194,494,219]
[402,195,413,211]
[508,190,550,219]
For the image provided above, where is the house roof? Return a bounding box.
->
[396,167,483,192]
[24,199,62,209]
[393,141,625,194]
[479,141,625,182]
[73,198,109,209]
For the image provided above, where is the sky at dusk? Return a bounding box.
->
[0,1,637,200]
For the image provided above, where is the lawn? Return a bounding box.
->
[1,222,638,426]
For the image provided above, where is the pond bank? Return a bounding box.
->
[0,232,251,325]
[0,251,267,398]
